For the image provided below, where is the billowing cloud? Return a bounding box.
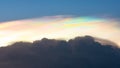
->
[0,36,120,68]
[0,15,120,47]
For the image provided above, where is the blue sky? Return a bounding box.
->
[0,0,119,22]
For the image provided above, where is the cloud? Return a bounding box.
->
[0,15,120,47]
[0,36,120,68]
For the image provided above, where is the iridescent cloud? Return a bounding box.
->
[0,15,120,47]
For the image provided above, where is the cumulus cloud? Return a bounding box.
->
[0,36,120,68]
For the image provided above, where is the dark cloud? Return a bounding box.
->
[0,36,120,68]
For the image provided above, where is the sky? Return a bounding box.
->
[0,0,120,47]
[0,0,120,22]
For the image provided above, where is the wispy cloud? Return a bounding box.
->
[0,15,120,47]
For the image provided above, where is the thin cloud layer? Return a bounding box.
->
[0,36,120,68]
[0,15,120,47]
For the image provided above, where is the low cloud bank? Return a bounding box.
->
[0,36,120,68]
